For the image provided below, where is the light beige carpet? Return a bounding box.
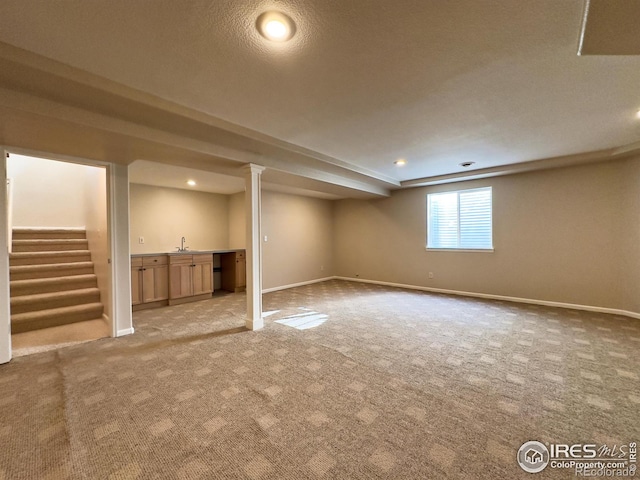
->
[0,280,638,479]
[11,319,110,357]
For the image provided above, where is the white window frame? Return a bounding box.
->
[426,186,494,252]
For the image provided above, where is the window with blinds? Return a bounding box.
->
[427,187,493,250]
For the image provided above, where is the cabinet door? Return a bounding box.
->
[154,265,169,301]
[193,261,213,295]
[169,264,193,299]
[143,265,169,302]
[131,266,143,305]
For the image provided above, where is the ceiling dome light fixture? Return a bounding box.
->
[257,11,296,42]
[636,109,640,119]
[187,180,196,186]
[459,162,475,168]
[394,159,407,166]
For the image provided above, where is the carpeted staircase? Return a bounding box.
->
[9,228,104,334]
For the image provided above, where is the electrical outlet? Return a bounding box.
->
[138,236,145,244]
[264,235,268,242]
[428,272,434,279]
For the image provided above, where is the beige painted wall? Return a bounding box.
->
[262,191,334,290]
[621,156,640,314]
[7,154,91,227]
[334,159,633,311]
[129,183,229,254]
[228,191,245,249]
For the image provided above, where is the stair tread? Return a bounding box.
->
[13,239,88,244]
[10,250,90,257]
[12,228,87,238]
[11,274,97,287]
[12,303,103,323]
[11,303,103,322]
[10,262,94,271]
[9,252,92,266]
[13,227,86,232]
[11,288,100,305]
[10,263,95,281]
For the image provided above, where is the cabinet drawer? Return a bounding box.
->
[169,255,193,265]
[131,256,143,267]
[193,254,213,264]
[143,255,168,266]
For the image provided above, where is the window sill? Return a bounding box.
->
[426,247,494,253]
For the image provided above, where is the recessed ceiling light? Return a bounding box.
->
[636,109,640,119]
[394,159,407,166]
[257,11,296,42]
[187,180,196,186]
[459,162,475,168]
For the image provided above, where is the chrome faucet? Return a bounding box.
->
[176,237,189,252]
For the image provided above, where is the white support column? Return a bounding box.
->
[243,164,265,330]
[0,148,12,363]
[109,163,134,337]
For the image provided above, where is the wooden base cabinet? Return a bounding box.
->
[131,255,169,309]
[169,254,213,305]
[221,251,246,292]
[131,257,143,306]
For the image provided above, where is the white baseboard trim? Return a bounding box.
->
[618,310,640,320]
[334,276,640,320]
[263,277,335,294]
[116,327,135,337]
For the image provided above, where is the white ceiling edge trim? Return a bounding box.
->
[576,0,591,55]
[611,140,640,156]
[400,145,638,188]
[260,163,390,197]
[261,183,344,200]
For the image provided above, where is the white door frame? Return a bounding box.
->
[0,147,133,363]
[108,163,133,337]
[0,147,12,364]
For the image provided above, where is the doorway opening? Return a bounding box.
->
[6,152,111,356]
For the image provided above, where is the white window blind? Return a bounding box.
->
[427,187,493,250]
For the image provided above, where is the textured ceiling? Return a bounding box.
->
[0,0,639,185]
[129,160,246,195]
